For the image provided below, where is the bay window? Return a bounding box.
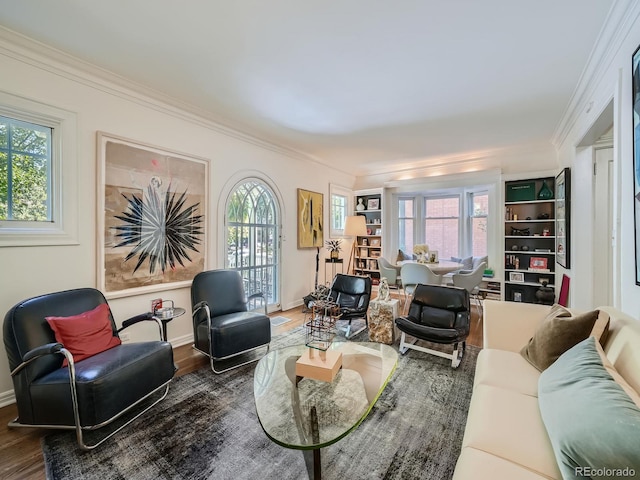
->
[396,188,489,261]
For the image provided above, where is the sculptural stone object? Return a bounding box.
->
[378,277,391,301]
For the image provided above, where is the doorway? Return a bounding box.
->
[225,179,281,312]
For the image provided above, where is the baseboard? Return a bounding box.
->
[170,333,194,348]
[0,389,16,408]
[281,299,303,311]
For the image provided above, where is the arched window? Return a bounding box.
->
[225,180,280,309]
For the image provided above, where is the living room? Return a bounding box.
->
[1,1,640,478]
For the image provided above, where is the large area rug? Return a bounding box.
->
[42,329,478,480]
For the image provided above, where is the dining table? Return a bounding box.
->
[396,259,464,275]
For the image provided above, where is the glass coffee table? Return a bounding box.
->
[254,342,397,479]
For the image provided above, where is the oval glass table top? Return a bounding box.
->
[254,342,398,450]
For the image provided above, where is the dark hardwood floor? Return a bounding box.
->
[0,300,483,480]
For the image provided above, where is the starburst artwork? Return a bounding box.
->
[113,179,204,275]
[98,133,208,296]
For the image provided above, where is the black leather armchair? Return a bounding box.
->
[3,288,175,450]
[395,284,470,368]
[327,273,372,338]
[191,269,271,373]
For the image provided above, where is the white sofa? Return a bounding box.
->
[453,300,640,479]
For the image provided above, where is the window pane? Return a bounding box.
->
[471,193,488,257]
[331,193,346,231]
[12,154,49,221]
[425,197,459,217]
[425,218,459,259]
[473,193,489,216]
[226,181,279,307]
[398,198,414,253]
[0,121,7,148]
[425,197,459,258]
[0,116,51,221]
[0,152,7,219]
[472,217,487,256]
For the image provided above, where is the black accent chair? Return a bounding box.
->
[327,273,372,338]
[191,269,271,374]
[3,288,175,450]
[395,284,470,368]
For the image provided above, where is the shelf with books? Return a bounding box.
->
[353,189,383,284]
[504,176,556,304]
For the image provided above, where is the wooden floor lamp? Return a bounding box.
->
[344,215,367,275]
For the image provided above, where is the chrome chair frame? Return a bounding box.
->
[398,331,466,369]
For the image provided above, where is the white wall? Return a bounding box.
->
[568,147,597,310]
[555,1,640,314]
[0,34,354,403]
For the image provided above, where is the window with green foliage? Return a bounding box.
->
[329,184,352,237]
[225,179,280,309]
[0,92,78,246]
[0,116,52,222]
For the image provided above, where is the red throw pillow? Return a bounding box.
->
[46,303,121,366]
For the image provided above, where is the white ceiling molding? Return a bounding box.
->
[553,0,640,149]
[0,26,344,174]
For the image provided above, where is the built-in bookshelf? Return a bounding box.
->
[503,177,556,304]
[353,189,383,285]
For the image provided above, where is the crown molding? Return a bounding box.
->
[552,0,640,148]
[0,26,345,174]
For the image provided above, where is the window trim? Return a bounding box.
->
[0,91,78,246]
[329,183,353,238]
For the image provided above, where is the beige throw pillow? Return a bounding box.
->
[591,310,610,347]
[520,304,599,371]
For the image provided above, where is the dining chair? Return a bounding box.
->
[452,262,487,318]
[400,262,443,312]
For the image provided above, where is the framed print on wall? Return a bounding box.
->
[97,132,209,298]
[634,45,640,284]
[555,167,571,269]
[297,188,324,248]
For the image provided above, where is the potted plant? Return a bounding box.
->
[325,239,342,260]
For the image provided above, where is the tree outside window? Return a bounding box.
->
[331,193,347,234]
[0,116,51,222]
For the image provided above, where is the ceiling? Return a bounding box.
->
[0,1,615,177]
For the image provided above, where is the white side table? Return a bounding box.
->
[368,298,400,344]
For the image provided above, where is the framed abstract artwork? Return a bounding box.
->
[633,45,640,284]
[555,168,570,269]
[97,132,209,298]
[297,188,324,248]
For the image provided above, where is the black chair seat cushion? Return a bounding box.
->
[395,284,470,345]
[395,315,468,344]
[28,342,174,427]
[327,274,371,320]
[196,311,270,359]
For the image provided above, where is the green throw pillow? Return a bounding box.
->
[520,304,598,371]
[538,337,640,480]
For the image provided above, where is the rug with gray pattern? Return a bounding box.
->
[42,329,478,480]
